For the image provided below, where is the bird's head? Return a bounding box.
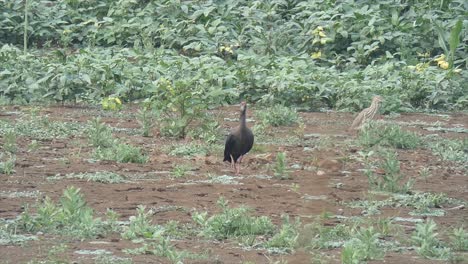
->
[240,101,247,112]
[372,96,383,104]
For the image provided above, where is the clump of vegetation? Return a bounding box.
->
[87,118,147,163]
[450,226,468,252]
[192,197,275,240]
[48,171,126,184]
[2,131,17,153]
[87,118,114,148]
[360,151,414,193]
[265,215,300,253]
[359,123,421,149]
[0,115,85,139]
[189,117,222,144]
[168,142,208,157]
[0,153,16,175]
[94,254,133,264]
[427,136,467,164]
[121,206,203,263]
[148,74,227,139]
[93,143,148,163]
[17,186,115,238]
[297,221,354,249]
[0,220,37,245]
[121,206,161,240]
[101,96,123,111]
[348,191,464,217]
[171,164,192,179]
[341,227,385,263]
[256,105,299,127]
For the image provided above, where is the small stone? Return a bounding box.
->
[317,170,325,176]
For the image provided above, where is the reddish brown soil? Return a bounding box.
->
[0,105,466,264]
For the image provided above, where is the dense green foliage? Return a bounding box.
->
[0,0,466,110]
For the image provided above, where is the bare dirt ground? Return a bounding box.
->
[0,104,466,264]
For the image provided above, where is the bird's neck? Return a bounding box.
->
[240,110,247,128]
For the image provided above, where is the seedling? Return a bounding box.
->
[274,152,290,180]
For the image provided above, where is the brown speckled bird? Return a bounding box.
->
[223,102,254,175]
[350,96,383,131]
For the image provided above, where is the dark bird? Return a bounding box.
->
[223,101,254,175]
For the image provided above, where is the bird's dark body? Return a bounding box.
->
[223,127,254,163]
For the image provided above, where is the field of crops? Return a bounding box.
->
[1,0,467,263]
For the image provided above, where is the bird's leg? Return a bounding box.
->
[230,154,235,170]
[235,155,243,175]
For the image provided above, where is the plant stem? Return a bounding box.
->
[23,0,29,53]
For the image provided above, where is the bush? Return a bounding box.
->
[256,105,299,127]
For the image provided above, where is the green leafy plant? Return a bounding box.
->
[265,215,300,253]
[362,151,414,193]
[17,186,110,238]
[341,227,384,263]
[0,153,15,175]
[450,226,468,251]
[93,143,148,163]
[171,164,191,179]
[168,142,208,157]
[411,219,451,259]
[122,206,161,240]
[256,105,299,127]
[427,136,467,164]
[359,123,421,149]
[2,131,17,153]
[101,96,123,111]
[192,197,275,240]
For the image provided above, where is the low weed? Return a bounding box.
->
[2,131,17,153]
[361,151,414,193]
[265,215,300,253]
[0,115,85,139]
[427,136,467,164]
[17,186,111,238]
[359,123,421,149]
[0,220,37,245]
[348,192,464,216]
[168,142,208,157]
[171,164,192,179]
[341,227,384,263]
[27,140,40,152]
[450,226,468,251]
[189,118,222,144]
[123,238,204,263]
[94,254,133,264]
[192,197,275,240]
[121,206,160,240]
[93,143,148,163]
[411,219,451,259]
[0,153,15,174]
[48,171,126,184]
[256,105,299,127]
[297,220,354,249]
